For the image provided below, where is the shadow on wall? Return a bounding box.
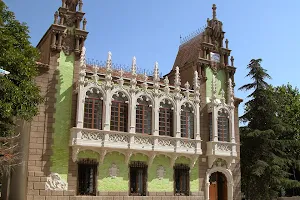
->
[44,53,75,181]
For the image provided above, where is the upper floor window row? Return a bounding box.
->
[83,90,195,139]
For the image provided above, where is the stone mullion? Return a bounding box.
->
[129,93,136,133]
[103,89,112,131]
[75,86,85,128]
[212,106,218,142]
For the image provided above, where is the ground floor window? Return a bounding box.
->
[130,161,147,196]
[174,164,190,196]
[77,159,98,196]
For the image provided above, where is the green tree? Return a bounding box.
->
[0,1,42,176]
[239,59,297,199]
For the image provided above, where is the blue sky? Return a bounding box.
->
[4,0,300,117]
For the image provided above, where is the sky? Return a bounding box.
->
[3,0,300,117]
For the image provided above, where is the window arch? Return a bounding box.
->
[83,88,103,129]
[218,109,229,142]
[111,92,129,132]
[136,96,152,134]
[159,99,174,136]
[180,103,194,139]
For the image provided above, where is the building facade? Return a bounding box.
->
[3,1,243,200]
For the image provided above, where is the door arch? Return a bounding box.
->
[205,167,233,200]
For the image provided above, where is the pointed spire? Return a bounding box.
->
[174,66,181,99]
[105,51,113,89]
[212,4,217,20]
[131,56,137,76]
[153,62,160,94]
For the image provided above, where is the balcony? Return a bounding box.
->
[206,141,237,168]
[70,128,202,166]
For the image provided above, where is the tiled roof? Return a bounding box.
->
[172,33,204,70]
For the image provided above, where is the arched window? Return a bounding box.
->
[218,109,229,142]
[83,89,103,129]
[180,104,194,139]
[111,92,128,132]
[159,100,173,136]
[136,96,152,134]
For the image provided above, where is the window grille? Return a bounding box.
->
[174,164,190,196]
[129,161,147,196]
[77,159,98,196]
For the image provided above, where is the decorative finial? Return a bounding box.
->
[207,18,210,26]
[142,71,148,91]
[83,18,87,31]
[193,71,200,90]
[230,56,234,67]
[212,4,217,20]
[106,51,112,72]
[78,0,83,12]
[220,89,225,103]
[153,61,160,82]
[131,56,137,75]
[164,77,170,94]
[54,11,59,24]
[184,81,190,99]
[117,68,124,87]
[62,0,66,8]
[174,66,181,87]
[225,39,229,49]
[92,65,99,82]
[211,74,217,100]
[228,78,235,107]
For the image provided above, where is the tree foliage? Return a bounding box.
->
[0,1,42,176]
[240,59,300,199]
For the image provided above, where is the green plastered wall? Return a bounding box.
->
[148,155,173,192]
[175,157,199,192]
[75,152,199,193]
[98,152,129,192]
[78,150,99,160]
[50,51,75,182]
[206,67,227,103]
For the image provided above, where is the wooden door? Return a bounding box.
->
[209,182,217,200]
[223,179,227,200]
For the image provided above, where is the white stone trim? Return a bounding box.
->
[205,167,234,200]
